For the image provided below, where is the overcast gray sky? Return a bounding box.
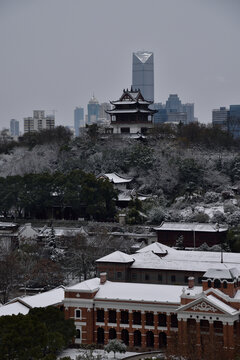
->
[0,0,239,132]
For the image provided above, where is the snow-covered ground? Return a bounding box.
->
[58,348,138,360]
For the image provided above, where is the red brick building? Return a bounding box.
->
[64,269,240,360]
[96,242,240,286]
[154,222,228,248]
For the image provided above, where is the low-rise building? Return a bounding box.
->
[96,241,238,286]
[64,270,240,359]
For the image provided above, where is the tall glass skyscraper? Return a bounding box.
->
[132,51,154,102]
[87,95,100,125]
[10,119,19,136]
[74,107,84,136]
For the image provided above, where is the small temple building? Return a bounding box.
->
[106,87,157,135]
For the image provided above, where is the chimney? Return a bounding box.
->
[188,276,195,289]
[100,272,107,285]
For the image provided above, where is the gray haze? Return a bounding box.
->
[0,0,239,132]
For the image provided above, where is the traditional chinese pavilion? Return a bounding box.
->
[106,87,157,135]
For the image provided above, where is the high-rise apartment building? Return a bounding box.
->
[24,110,55,133]
[10,119,19,137]
[74,107,84,136]
[132,51,154,102]
[87,96,100,125]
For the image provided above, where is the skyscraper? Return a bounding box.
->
[74,107,84,136]
[87,95,100,125]
[132,51,154,102]
[10,119,19,137]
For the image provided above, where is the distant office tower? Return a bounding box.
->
[74,107,84,136]
[152,103,167,124]
[166,94,182,112]
[87,95,100,125]
[98,102,111,124]
[132,51,154,102]
[182,103,195,124]
[212,107,229,129]
[10,119,19,137]
[212,105,240,138]
[24,110,55,133]
[229,105,240,138]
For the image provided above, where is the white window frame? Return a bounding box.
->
[75,326,82,344]
[75,308,82,319]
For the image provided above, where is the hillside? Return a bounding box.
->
[1,124,240,226]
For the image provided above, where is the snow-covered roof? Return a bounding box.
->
[0,222,17,228]
[203,268,240,280]
[66,277,201,304]
[0,286,65,317]
[21,286,64,308]
[207,295,238,315]
[154,222,228,232]
[136,242,172,255]
[97,242,240,273]
[96,250,134,264]
[0,301,30,317]
[95,281,201,303]
[66,278,100,292]
[102,173,132,184]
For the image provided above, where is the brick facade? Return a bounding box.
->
[64,274,240,360]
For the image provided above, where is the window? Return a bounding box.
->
[158,314,166,327]
[223,281,227,289]
[121,127,130,133]
[108,310,116,323]
[184,276,188,283]
[171,314,178,328]
[75,309,81,319]
[214,279,221,289]
[171,275,176,283]
[146,312,154,326]
[198,277,202,284]
[76,329,81,339]
[97,309,104,322]
[121,311,129,324]
[117,272,122,279]
[133,311,141,325]
[132,273,137,281]
[208,280,211,288]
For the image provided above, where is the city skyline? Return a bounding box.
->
[0,0,240,132]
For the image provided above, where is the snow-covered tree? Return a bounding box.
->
[104,339,127,359]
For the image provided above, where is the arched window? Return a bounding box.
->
[159,332,167,347]
[146,331,154,347]
[214,279,221,289]
[109,328,116,340]
[97,328,104,344]
[121,329,129,346]
[75,309,81,319]
[134,330,141,347]
[208,280,211,288]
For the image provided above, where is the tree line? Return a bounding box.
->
[0,170,117,221]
